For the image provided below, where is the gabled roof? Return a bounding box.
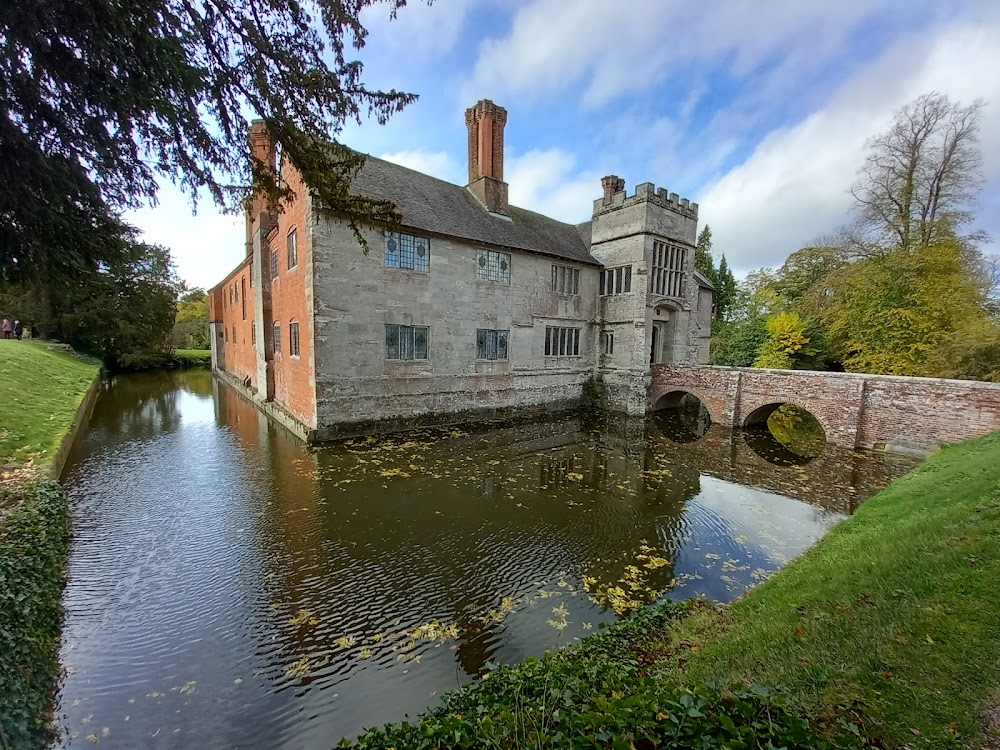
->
[348,155,599,266]
[693,270,716,290]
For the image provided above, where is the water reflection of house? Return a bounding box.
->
[208,100,714,443]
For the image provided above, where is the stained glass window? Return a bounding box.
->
[385,232,430,272]
[476,329,509,360]
[476,249,511,284]
[385,325,429,360]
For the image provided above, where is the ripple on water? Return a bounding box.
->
[55,372,913,748]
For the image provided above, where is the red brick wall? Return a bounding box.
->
[211,259,257,388]
[651,365,1000,452]
[266,162,315,428]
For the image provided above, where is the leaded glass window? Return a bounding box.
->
[550,264,580,294]
[476,249,511,284]
[544,326,581,356]
[385,232,430,272]
[385,325,429,360]
[476,329,509,360]
[599,266,632,295]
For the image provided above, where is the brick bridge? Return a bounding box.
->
[650,365,1000,454]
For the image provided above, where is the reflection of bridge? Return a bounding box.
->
[651,365,1000,454]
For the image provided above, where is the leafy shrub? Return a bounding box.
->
[0,480,70,749]
[171,349,212,368]
[340,603,864,749]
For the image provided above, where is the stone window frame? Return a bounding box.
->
[476,249,511,284]
[601,330,614,355]
[287,228,299,270]
[271,248,279,279]
[476,328,509,361]
[385,324,429,361]
[551,264,580,295]
[273,323,281,355]
[544,326,581,357]
[650,240,686,298]
[599,265,632,296]
[385,231,430,272]
[289,321,300,358]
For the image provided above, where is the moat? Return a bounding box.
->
[55,370,915,748]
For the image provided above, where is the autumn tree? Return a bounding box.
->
[753,311,821,370]
[172,289,211,350]
[2,0,418,287]
[850,93,986,253]
[820,233,987,375]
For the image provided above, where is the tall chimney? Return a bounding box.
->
[245,119,277,256]
[465,100,509,216]
[601,175,625,206]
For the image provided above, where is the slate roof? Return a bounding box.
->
[693,270,716,290]
[349,155,600,266]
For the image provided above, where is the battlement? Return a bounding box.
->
[593,176,698,219]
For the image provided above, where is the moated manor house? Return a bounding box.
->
[209,100,714,441]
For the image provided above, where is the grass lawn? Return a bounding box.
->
[655,431,1000,748]
[0,340,100,470]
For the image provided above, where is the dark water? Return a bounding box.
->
[56,371,915,748]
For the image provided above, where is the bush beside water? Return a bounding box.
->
[0,481,71,750]
[342,602,863,749]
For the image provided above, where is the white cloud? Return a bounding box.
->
[698,21,1000,274]
[360,0,478,60]
[378,149,464,184]
[506,149,600,223]
[464,0,951,109]
[126,184,244,290]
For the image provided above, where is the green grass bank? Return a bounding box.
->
[0,340,100,472]
[0,340,98,749]
[343,431,1000,749]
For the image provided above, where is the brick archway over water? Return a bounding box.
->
[650,365,1000,453]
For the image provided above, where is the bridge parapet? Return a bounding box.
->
[650,365,1000,454]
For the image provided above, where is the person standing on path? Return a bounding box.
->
[2,318,11,339]
[13,320,23,340]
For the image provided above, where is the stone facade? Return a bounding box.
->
[650,364,1000,455]
[209,101,714,441]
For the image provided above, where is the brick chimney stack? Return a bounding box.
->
[465,100,509,216]
[245,119,277,257]
[601,175,625,206]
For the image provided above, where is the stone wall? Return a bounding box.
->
[309,216,600,439]
[651,364,1000,454]
[589,180,709,415]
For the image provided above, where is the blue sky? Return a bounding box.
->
[130,0,1000,289]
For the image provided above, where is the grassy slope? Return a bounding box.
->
[0,341,99,468]
[657,431,1000,748]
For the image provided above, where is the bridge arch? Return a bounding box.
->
[651,389,715,421]
[742,401,827,461]
[650,390,713,444]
